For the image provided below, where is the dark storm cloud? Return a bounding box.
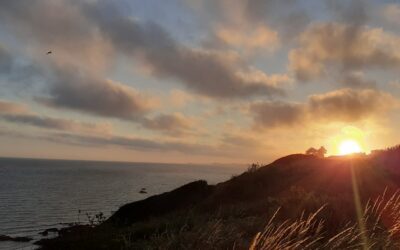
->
[251,88,396,128]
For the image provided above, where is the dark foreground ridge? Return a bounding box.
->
[36,146,400,249]
[109,180,214,226]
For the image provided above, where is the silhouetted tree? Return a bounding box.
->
[306,146,327,158]
[306,147,317,155]
[316,146,327,158]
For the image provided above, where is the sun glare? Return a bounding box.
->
[338,140,362,155]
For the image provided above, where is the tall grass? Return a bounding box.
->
[250,189,400,249]
[41,188,400,249]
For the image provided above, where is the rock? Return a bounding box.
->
[0,234,32,242]
[39,227,59,236]
[34,225,93,248]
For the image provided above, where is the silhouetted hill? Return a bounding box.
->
[108,180,213,226]
[37,146,400,249]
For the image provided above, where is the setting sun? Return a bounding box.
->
[338,139,362,155]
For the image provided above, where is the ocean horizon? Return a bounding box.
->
[0,157,245,250]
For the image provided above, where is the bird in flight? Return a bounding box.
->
[46,51,52,55]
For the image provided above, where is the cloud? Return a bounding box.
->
[0,45,42,91]
[289,22,400,81]
[168,90,194,108]
[1,104,196,138]
[0,100,112,134]
[2,54,194,136]
[1,2,157,121]
[244,0,310,39]
[81,0,286,99]
[3,42,160,125]
[221,133,261,148]
[37,67,156,120]
[340,72,376,89]
[0,46,12,74]
[1,114,112,134]
[140,113,195,136]
[213,24,279,53]
[328,0,369,26]
[251,88,397,128]
[308,88,395,122]
[0,0,112,72]
[38,132,229,157]
[0,126,222,156]
[250,101,305,128]
[1,0,287,101]
[194,0,310,42]
[389,80,400,89]
[383,4,400,25]
[33,65,197,136]
[0,100,27,113]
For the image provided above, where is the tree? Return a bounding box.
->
[306,147,317,155]
[316,146,327,158]
[306,146,327,158]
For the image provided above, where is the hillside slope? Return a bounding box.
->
[37,147,400,249]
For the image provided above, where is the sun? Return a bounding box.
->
[338,139,362,155]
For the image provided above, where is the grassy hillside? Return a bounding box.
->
[37,146,400,249]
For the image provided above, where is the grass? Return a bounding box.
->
[104,188,400,249]
[38,187,400,249]
[250,189,400,250]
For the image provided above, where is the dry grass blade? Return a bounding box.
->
[250,189,400,250]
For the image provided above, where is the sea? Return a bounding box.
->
[0,157,245,250]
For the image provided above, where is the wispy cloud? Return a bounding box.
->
[251,88,397,129]
[0,100,112,134]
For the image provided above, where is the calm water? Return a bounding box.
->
[0,158,244,250]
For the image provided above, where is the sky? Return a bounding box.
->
[0,0,399,164]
